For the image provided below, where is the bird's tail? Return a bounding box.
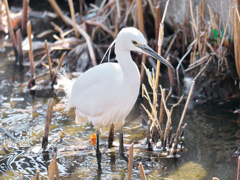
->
[56,68,75,112]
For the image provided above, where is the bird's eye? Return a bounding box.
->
[132,41,137,45]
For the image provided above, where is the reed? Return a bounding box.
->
[45,40,53,77]
[68,0,79,38]
[137,0,147,83]
[234,0,240,79]
[138,162,147,180]
[127,143,134,180]
[36,170,40,180]
[27,21,35,81]
[171,81,195,155]
[3,0,17,58]
[57,52,67,70]
[21,0,29,37]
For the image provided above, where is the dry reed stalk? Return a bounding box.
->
[137,0,147,83]
[21,0,29,37]
[31,175,33,180]
[147,0,155,19]
[164,34,177,57]
[234,0,240,79]
[36,170,40,180]
[27,21,35,80]
[167,56,174,87]
[154,0,169,89]
[160,86,183,149]
[201,0,205,30]
[171,81,194,155]
[52,156,60,180]
[85,20,115,38]
[48,0,70,26]
[127,143,134,180]
[202,28,207,58]
[154,2,161,51]
[193,56,212,81]
[45,40,53,77]
[48,0,97,66]
[189,0,196,32]
[42,99,53,151]
[138,162,147,180]
[155,24,164,87]
[48,162,54,180]
[3,0,17,57]
[192,7,200,64]
[159,88,165,131]
[68,0,79,38]
[16,29,23,65]
[238,156,240,180]
[57,52,66,70]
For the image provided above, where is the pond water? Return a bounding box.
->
[0,47,239,180]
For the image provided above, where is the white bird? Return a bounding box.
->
[57,27,174,169]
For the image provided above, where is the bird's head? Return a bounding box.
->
[115,27,174,70]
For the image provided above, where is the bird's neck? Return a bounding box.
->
[115,45,140,80]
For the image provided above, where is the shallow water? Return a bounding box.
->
[0,48,239,180]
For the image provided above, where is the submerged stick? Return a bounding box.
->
[42,99,53,151]
[68,0,79,38]
[138,162,147,180]
[21,0,29,37]
[3,0,18,59]
[16,29,23,65]
[27,21,35,81]
[108,123,114,148]
[127,143,134,180]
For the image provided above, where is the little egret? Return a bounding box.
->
[58,27,174,170]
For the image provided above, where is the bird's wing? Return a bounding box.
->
[70,63,124,118]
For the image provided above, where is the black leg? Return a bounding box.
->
[108,124,114,148]
[96,130,102,171]
[119,126,129,163]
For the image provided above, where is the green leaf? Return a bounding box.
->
[212,29,219,39]
[220,28,224,38]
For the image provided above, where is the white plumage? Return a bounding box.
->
[58,27,173,131]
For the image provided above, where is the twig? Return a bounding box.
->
[167,56,174,87]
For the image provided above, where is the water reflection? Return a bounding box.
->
[0,54,239,180]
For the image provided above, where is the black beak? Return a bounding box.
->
[138,44,174,70]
